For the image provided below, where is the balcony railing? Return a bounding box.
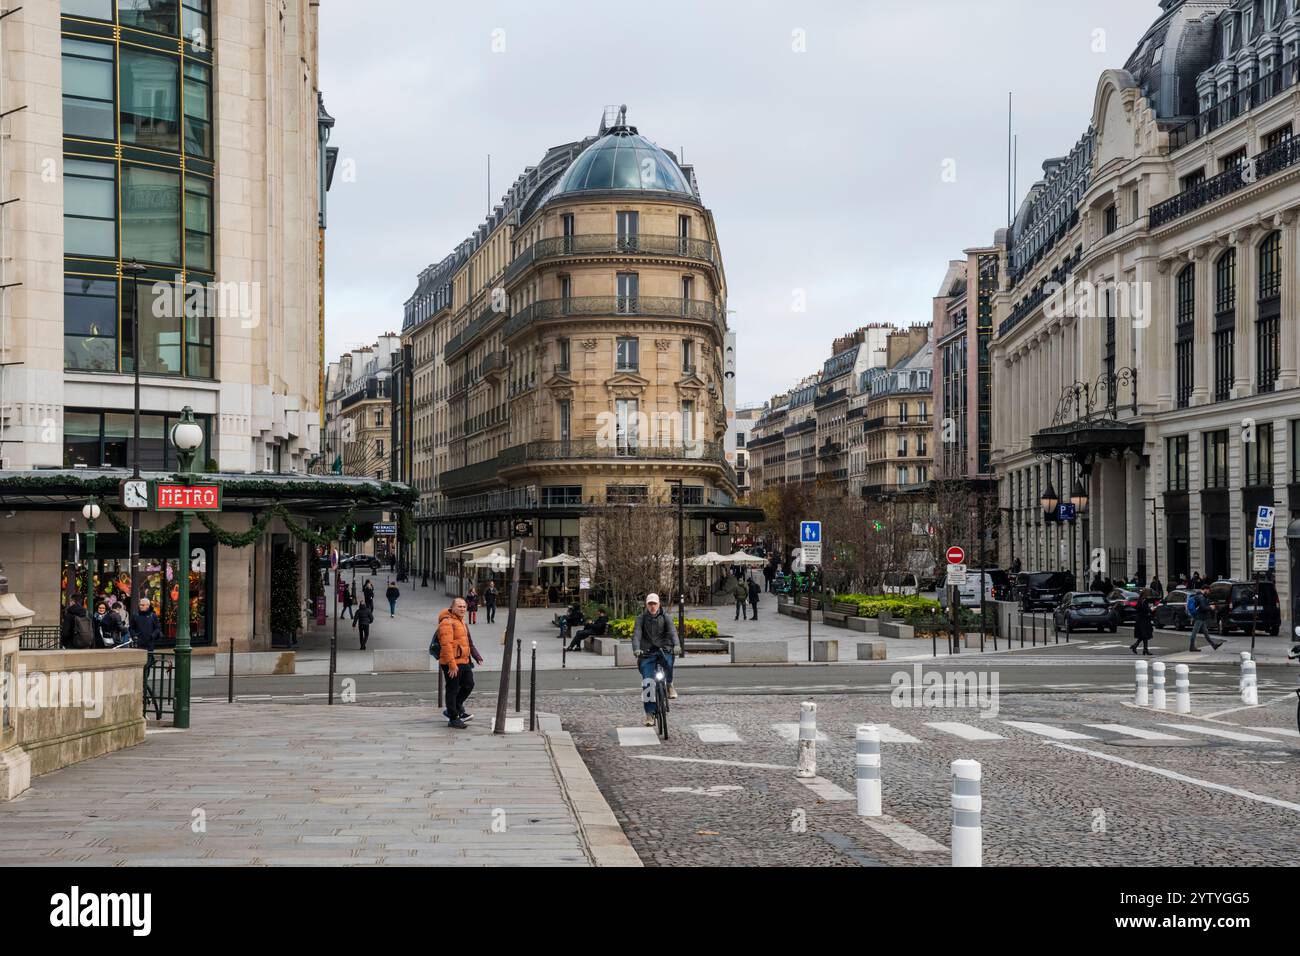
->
[502,234,716,288]
[503,296,722,341]
[444,301,509,363]
[1150,134,1300,228]
[783,419,816,437]
[440,439,733,491]
[479,350,507,379]
[1168,61,1300,151]
[999,249,1082,337]
[814,388,848,409]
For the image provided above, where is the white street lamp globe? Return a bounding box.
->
[171,420,204,452]
[82,502,101,521]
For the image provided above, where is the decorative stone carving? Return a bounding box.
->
[580,339,598,350]
[655,340,672,352]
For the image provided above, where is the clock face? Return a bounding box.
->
[122,480,149,510]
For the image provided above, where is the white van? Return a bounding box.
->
[883,571,919,596]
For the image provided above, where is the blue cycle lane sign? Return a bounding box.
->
[1253,528,1272,551]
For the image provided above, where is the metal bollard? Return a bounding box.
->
[1241,658,1259,706]
[951,759,982,867]
[1134,658,1148,707]
[1151,661,1167,710]
[227,639,235,704]
[529,641,537,732]
[855,725,882,817]
[1174,663,1191,714]
[516,639,522,713]
[796,701,817,779]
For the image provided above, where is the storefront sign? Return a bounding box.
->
[373,523,397,535]
[154,484,223,512]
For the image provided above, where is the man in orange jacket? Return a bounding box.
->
[437,596,483,728]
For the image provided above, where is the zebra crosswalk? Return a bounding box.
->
[613,716,1296,749]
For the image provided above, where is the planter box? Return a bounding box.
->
[729,640,788,663]
[857,641,887,660]
[371,650,435,672]
[878,621,914,639]
[614,642,637,667]
[846,616,878,634]
[778,604,811,620]
[586,637,616,657]
[214,651,296,676]
[812,639,838,662]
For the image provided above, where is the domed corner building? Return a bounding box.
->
[402,108,761,592]
[991,0,1300,619]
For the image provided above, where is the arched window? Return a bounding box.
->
[1213,250,1236,401]
[1175,264,1196,408]
[1257,232,1281,390]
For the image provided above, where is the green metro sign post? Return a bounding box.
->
[151,406,215,730]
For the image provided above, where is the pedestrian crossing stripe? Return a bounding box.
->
[1157,723,1277,743]
[692,723,742,743]
[872,724,922,744]
[924,721,1005,741]
[1000,720,1095,740]
[1084,724,1187,741]
[616,727,660,747]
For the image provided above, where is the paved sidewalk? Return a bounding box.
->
[191,582,1019,676]
[0,702,637,866]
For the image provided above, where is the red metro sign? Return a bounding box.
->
[154,483,223,512]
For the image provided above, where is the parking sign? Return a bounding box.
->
[1256,506,1275,530]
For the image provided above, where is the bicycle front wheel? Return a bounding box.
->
[656,682,669,740]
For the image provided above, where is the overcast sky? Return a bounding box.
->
[319,0,1159,406]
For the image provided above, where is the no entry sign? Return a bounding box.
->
[946,546,966,565]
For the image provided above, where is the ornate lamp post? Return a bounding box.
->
[169,406,204,729]
[81,498,100,611]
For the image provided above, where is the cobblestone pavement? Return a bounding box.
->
[549,685,1300,867]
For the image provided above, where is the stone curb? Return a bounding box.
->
[541,724,642,868]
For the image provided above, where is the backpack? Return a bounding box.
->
[72,613,94,649]
[428,628,440,658]
[1186,593,1201,616]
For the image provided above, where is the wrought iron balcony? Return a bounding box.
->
[1150,134,1300,229]
[479,350,507,380]
[1168,61,1300,151]
[502,296,723,340]
[439,439,733,491]
[783,419,816,437]
[502,234,716,288]
[814,388,848,409]
[444,301,510,363]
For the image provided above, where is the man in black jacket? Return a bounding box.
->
[130,597,163,671]
[567,607,609,652]
[633,594,678,727]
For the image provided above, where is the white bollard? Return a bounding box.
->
[1174,663,1191,714]
[1241,659,1259,706]
[1151,661,1167,710]
[796,701,817,779]
[1238,652,1252,694]
[951,759,982,868]
[855,725,882,817]
[1134,659,1149,707]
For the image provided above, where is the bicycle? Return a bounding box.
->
[641,648,671,740]
[1289,628,1300,735]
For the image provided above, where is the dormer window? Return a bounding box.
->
[1224,18,1234,58]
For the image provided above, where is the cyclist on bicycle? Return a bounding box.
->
[633,593,678,727]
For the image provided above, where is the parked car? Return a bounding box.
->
[1206,579,1281,636]
[339,554,381,573]
[1016,571,1074,612]
[938,568,1010,608]
[1152,588,1193,630]
[1106,588,1142,625]
[1053,592,1118,633]
[883,571,919,596]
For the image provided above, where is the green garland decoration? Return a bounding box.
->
[99,501,359,551]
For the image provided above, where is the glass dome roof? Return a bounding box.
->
[555,127,694,197]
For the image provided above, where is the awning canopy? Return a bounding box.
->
[0,469,413,514]
[538,552,581,567]
[444,539,509,563]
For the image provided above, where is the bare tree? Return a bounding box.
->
[588,494,678,618]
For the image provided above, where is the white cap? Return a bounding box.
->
[645,593,660,605]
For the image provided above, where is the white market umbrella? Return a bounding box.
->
[722,551,767,566]
[689,551,727,567]
[538,553,580,567]
[467,550,513,570]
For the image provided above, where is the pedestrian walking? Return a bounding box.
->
[385,581,400,618]
[748,578,760,620]
[1149,575,1164,598]
[1130,588,1155,656]
[763,561,774,593]
[1190,571,1202,590]
[354,601,374,650]
[61,594,94,649]
[1090,571,1107,593]
[339,583,355,620]
[434,596,483,729]
[733,576,748,621]
[466,586,479,624]
[91,600,116,648]
[129,597,162,671]
[362,578,375,611]
[1186,585,1223,652]
[484,581,498,623]
[388,553,396,573]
